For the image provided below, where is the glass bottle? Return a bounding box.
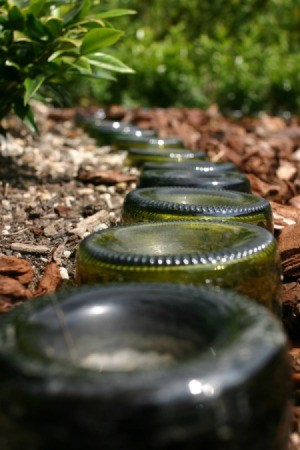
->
[114,135,183,150]
[76,220,280,311]
[122,187,273,232]
[142,160,237,172]
[139,168,251,192]
[89,120,156,146]
[126,148,206,167]
[0,283,290,449]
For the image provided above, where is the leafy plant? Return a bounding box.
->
[81,0,300,115]
[0,0,135,132]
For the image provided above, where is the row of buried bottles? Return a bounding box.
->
[0,113,291,450]
[76,116,278,312]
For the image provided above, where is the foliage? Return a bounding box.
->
[78,0,300,114]
[0,0,135,131]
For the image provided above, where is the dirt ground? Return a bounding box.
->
[0,102,300,447]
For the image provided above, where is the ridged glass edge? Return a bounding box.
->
[125,188,270,216]
[78,220,276,268]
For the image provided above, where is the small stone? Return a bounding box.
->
[43,224,58,237]
[77,187,94,195]
[1,200,11,211]
[59,267,69,280]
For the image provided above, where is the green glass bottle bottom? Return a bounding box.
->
[76,220,281,312]
[0,283,290,449]
[122,187,273,232]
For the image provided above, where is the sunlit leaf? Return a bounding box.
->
[80,28,123,55]
[88,52,134,73]
[27,0,46,17]
[74,19,105,29]
[96,9,136,19]
[44,17,63,37]
[72,69,116,81]
[24,76,45,104]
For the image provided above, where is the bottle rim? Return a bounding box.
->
[128,148,206,158]
[0,283,286,398]
[139,170,250,192]
[124,187,270,217]
[142,161,237,172]
[140,169,246,180]
[80,220,275,267]
[116,135,183,145]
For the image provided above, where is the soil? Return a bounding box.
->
[0,102,300,448]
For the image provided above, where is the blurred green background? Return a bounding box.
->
[70,0,300,115]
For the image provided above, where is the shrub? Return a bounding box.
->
[0,0,135,132]
[79,0,300,115]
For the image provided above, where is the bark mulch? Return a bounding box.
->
[0,102,300,447]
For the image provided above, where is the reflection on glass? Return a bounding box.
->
[189,379,215,396]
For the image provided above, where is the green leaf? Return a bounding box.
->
[25,14,48,41]
[27,0,46,17]
[8,5,24,30]
[96,9,136,19]
[56,37,81,49]
[77,0,91,21]
[44,17,63,37]
[71,69,116,81]
[41,83,73,107]
[74,19,105,29]
[71,55,91,72]
[24,76,45,105]
[63,0,91,26]
[80,28,123,55]
[48,49,78,62]
[88,52,134,73]
[14,100,38,133]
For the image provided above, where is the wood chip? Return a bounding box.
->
[278,224,300,277]
[276,161,298,181]
[0,300,15,313]
[282,282,300,303]
[78,169,137,185]
[71,210,109,238]
[289,196,300,210]
[34,262,62,297]
[0,256,34,285]
[0,275,32,300]
[281,282,300,341]
[270,201,300,230]
[247,174,296,203]
[11,243,50,254]
[54,205,75,218]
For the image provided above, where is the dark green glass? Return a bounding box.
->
[123,187,273,232]
[139,169,251,192]
[114,135,183,150]
[76,220,280,311]
[126,148,206,167]
[79,120,155,146]
[0,283,290,449]
[75,109,106,132]
[142,160,237,172]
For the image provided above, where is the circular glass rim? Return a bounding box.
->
[0,283,285,399]
[125,187,270,217]
[79,220,275,267]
